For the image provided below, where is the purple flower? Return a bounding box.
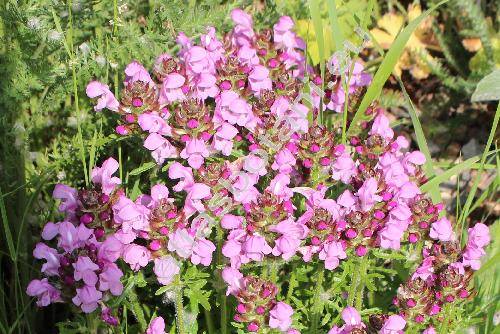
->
[222,267,244,296]
[146,316,166,334]
[429,217,454,242]
[57,222,93,253]
[91,157,121,195]
[52,184,78,213]
[271,149,296,174]
[159,73,186,104]
[72,285,103,313]
[411,256,435,281]
[230,9,254,47]
[269,302,294,331]
[41,222,60,241]
[73,256,99,286]
[191,73,219,100]
[331,152,357,184]
[99,263,124,296]
[33,242,60,276]
[122,244,151,271]
[185,46,214,75]
[378,221,405,250]
[370,114,394,142]
[201,27,224,63]
[26,278,61,307]
[124,61,153,84]
[86,81,119,112]
[341,306,363,327]
[168,162,195,192]
[112,195,150,233]
[98,235,123,262]
[462,246,486,270]
[380,314,406,334]
[216,91,257,131]
[153,255,180,285]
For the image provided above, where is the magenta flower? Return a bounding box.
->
[411,256,435,281]
[242,234,273,262]
[112,195,150,234]
[273,16,298,49]
[146,316,166,334]
[230,9,255,47]
[191,238,216,266]
[269,302,294,331]
[153,255,180,285]
[331,152,357,184]
[122,244,151,271]
[462,246,486,270]
[423,327,437,334]
[91,157,121,195]
[216,90,257,131]
[26,278,61,307]
[370,114,394,142]
[57,222,93,253]
[201,27,224,63]
[98,236,123,263]
[341,306,363,327]
[380,314,406,334]
[72,285,103,313]
[222,267,244,296]
[41,222,60,241]
[185,46,213,75]
[213,122,239,156]
[86,81,119,112]
[191,72,219,100]
[378,222,405,250]
[429,217,454,242]
[271,148,297,174]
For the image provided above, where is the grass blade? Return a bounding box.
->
[326,0,344,52]
[0,188,16,261]
[347,0,449,135]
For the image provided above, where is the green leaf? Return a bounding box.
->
[326,0,344,52]
[348,0,449,135]
[128,161,156,176]
[0,188,17,261]
[471,69,500,102]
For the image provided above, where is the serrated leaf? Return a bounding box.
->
[471,69,500,102]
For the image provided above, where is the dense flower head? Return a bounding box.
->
[28,8,492,334]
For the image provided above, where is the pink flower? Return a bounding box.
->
[271,149,296,174]
[153,255,180,285]
[216,91,257,131]
[52,184,79,213]
[403,151,426,175]
[73,256,100,286]
[429,217,454,242]
[191,238,216,266]
[192,73,219,100]
[411,256,435,281]
[237,45,259,66]
[379,222,405,250]
[221,214,244,230]
[144,133,178,165]
[98,236,123,262]
[201,27,224,63]
[57,222,93,253]
[42,222,60,241]
[99,263,124,295]
[370,114,394,142]
[467,223,490,248]
[138,112,171,135]
[270,219,309,260]
[230,9,254,47]
[331,152,357,184]
[222,266,244,295]
[184,183,211,218]
[243,153,268,176]
[91,157,121,195]
[168,162,194,192]
[423,327,437,334]
[380,315,406,334]
[213,123,239,156]
[273,16,300,50]
[185,46,213,75]
[319,241,347,270]
[33,242,60,276]
[26,278,61,307]
[124,61,152,84]
[341,306,363,327]
[357,177,381,212]
[86,81,119,112]
[72,285,103,313]
[146,316,166,334]
[337,190,356,211]
[168,228,194,259]
[267,173,293,200]
[122,244,151,271]
[231,172,259,204]
[180,138,210,169]
[112,196,150,233]
[159,73,186,104]
[269,302,294,331]
[248,65,272,95]
[462,246,486,270]
[242,234,273,262]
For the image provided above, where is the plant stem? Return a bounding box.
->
[310,265,325,334]
[174,275,186,334]
[215,225,227,334]
[203,307,215,334]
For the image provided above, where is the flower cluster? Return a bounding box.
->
[27,8,492,334]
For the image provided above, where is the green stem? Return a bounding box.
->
[174,275,186,334]
[204,307,215,334]
[286,270,297,303]
[216,225,228,334]
[310,265,325,334]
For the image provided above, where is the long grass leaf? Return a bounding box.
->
[326,0,344,52]
[0,188,16,261]
[347,0,449,135]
